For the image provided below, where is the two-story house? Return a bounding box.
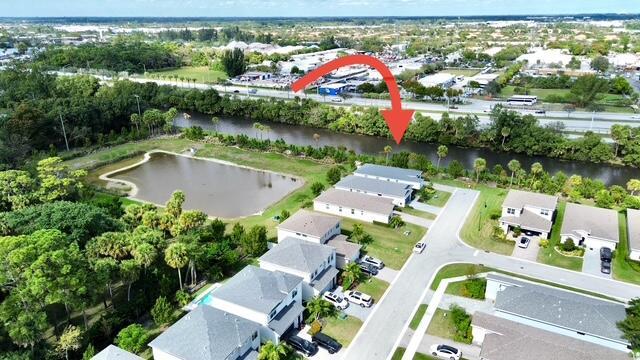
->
[353,163,424,190]
[335,175,413,207]
[207,266,304,344]
[276,209,341,244]
[499,190,558,239]
[148,305,261,360]
[259,237,338,300]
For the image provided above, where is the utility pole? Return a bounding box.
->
[59,113,70,152]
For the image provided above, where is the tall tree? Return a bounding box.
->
[221,48,246,77]
[258,341,290,360]
[165,242,189,290]
[383,145,393,164]
[306,296,337,320]
[473,158,486,183]
[507,159,521,188]
[436,145,448,170]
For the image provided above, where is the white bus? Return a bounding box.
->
[507,95,538,106]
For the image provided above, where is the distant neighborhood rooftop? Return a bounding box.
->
[315,188,396,215]
[148,305,259,360]
[93,345,143,360]
[211,266,302,314]
[277,209,340,238]
[473,312,629,360]
[488,274,627,345]
[560,203,619,242]
[502,189,558,210]
[260,237,335,274]
[354,164,422,181]
[626,208,640,252]
[335,175,412,198]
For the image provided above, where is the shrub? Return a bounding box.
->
[151,296,174,326]
[449,305,473,344]
[115,324,149,354]
[461,278,487,300]
[280,209,291,221]
[512,226,522,237]
[175,290,191,307]
[539,239,550,248]
[562,238,577,252]
[183,126,205,140]
[311,182,325,196]
[326,166,342,184]
[488,209,502,220]
[389,216,405,229]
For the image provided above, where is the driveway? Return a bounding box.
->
[408,199,442,215]
[332,286,373,322]
[376,267,399,284]
[296,325,342,360]
[583,247,611,279]
[394,211,433,228]
[511,236,540,262]
[418,334,482,360]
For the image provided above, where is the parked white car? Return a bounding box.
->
[429,344,462,360]
[344,290,373,308]
[361,255,384,269]
[322,292,349,310]
[413,241,426,254]
[330,97,343,103]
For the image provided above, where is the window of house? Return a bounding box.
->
[360,210,364,215]
[291,289,298,298]
[351,209,355,214]
[339,207,343,212]
[507,208,515,215]
[540,209,549,216]
[269,308,277,319]
[326,204,330,210]
[252,332,258,340]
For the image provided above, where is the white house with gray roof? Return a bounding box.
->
[335,175,413,207]
[325,234,362,269]
[560,203,619,250]
[207,266,303,344]
[276,209,341,244]
[485,273,630,352]
[148,305,260,360]
[626,208,640,261]
[314,188,396,224]
[354,164,424,190]
[259,237,338,300]
[92,345,143,360]
[499,189,558,239]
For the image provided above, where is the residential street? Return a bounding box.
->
[343,186,640,360]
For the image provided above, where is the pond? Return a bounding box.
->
[175,113,639,187]
[106,151,302,218]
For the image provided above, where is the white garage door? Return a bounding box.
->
[584,237,616,251]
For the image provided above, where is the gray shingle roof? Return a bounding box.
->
[489,274,627,344]
[354,164,422,182]
[500,208,553,233]
[502,189,558,210]
[335,175,412,199]
[473,312,629,360]
[315,189,395,215]
[325,235,362,259]
[268,300,304,335]
[277,209,340,238]
[92,345,143,360]
[212,266,302,314]
[560,203,619,242]
[148,305,259,360]
[259,237,335,274]
[627,208,640,251]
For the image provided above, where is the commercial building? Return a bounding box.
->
[239,71,272,81]
[276,209,341,244]
[335,175,413,207]
[148,306,261,360]
[625,208,640,261]
[560,203,620,250]
[259,237,338,300]
[353,164,424,190]
[314,188,395,224]
[499,190,558,239]
[417,72,456,88]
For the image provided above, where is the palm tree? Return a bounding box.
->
[211,116,220,132]
[383,145,393,164]
[130,113,140,133]
[165,242,189,290]
[342,262,363,289]
[262,125,272,140]
[500,127,511,149]
[473,158,486,183]
[313,133,321,147]
[507,159,521,188]
[133,243,157,275]
[436,145,448,170]
[253,122,264,139]
[258,341,290,360]
[530,162,543,187]
[306,296,337,320]
[627,179,640,196]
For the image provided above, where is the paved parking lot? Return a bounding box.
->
[510,236,540,261]
[583,247,611,278]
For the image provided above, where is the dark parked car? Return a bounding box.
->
[601,260,612,274]
[358,263,379,276]
[312,333,342,354]
[600,247,612,262]
[286,335,318,356]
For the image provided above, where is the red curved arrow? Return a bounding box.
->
[291,54,414,144]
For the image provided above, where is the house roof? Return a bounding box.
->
[500,208,553,233]
[211,266,302,314]
[560,203,619,242]
[354,164,422,182]
[325,234,362,259]
[93,345,143,360]
[502,189,558,210]
[472,312,629,360]
[315,189,396,215]
[277,209,340,238]
[488,274,627,344]
[335,175,412,198]
[259,237,335,274]
[626,208,640,251]
[148,305,260,360]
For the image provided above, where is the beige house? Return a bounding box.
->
[499,190,558,239]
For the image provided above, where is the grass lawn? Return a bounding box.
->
[445,278,486,300]
[321,315,363,347]
[441,68,480,77]
[409,304,428,330]
[147,66,227,83]
[399,206,437,220]
[430,263,490,290]
[500,86,570,100]
[537,201,583,271]
[423,190,451,208]
[426,308,456,339]
[341,218,427,270]
[391,347,406,360]
[613,212,640,285]
[355,277,390,301]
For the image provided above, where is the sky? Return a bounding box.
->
[0,0,638,18]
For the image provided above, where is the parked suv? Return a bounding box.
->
[358,263,379,276]
[286,335,318,356]
[344,290,373,308]
[322,291,349,310]
[601,261,612,274]
[312,332,342,354]
[600,247,612,262]
[361,255,384,269]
